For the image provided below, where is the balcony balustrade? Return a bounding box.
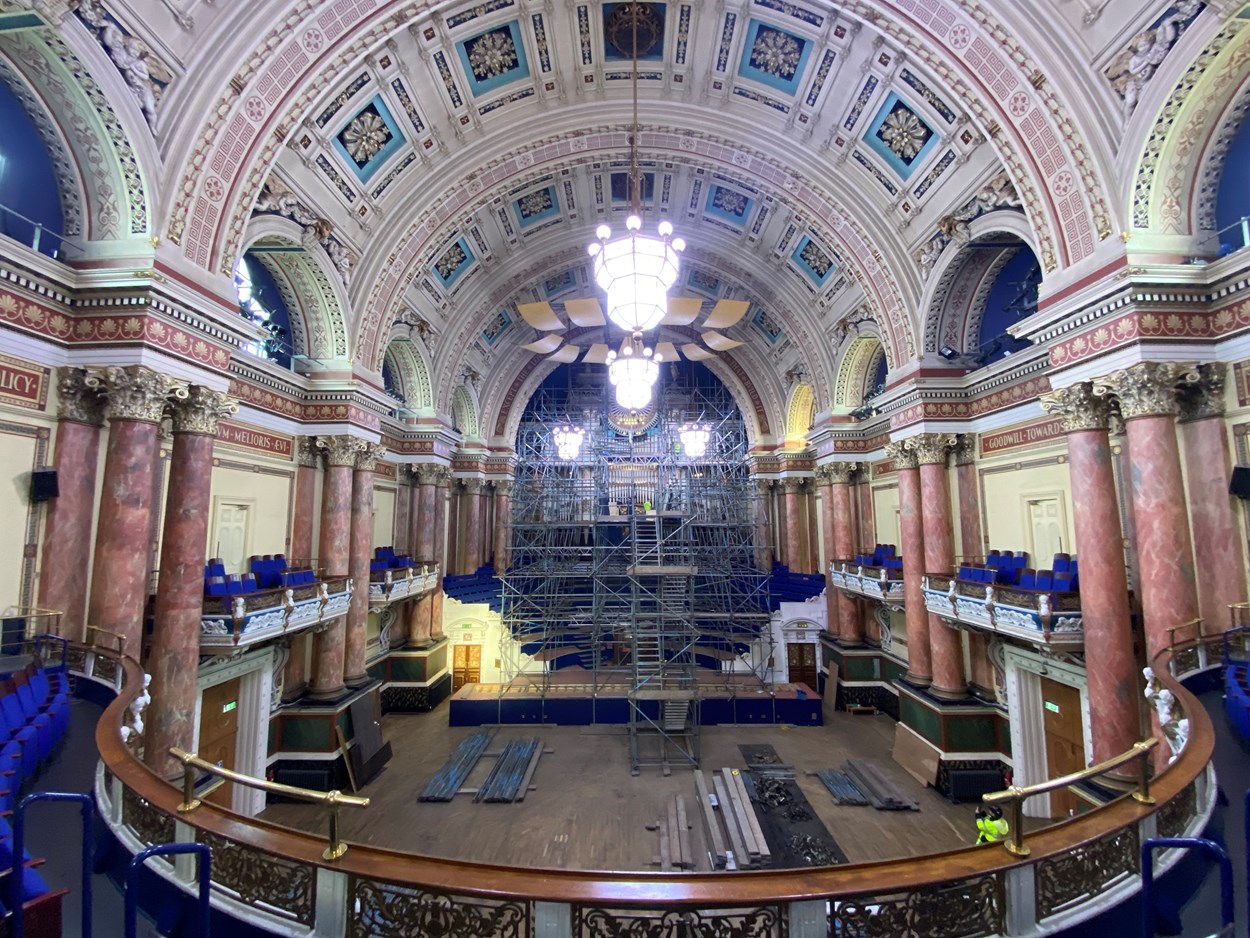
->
[200,577,352,651]
[828,561,906,604]
[922,573,1083,649]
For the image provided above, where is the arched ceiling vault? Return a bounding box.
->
[155,0,1126,434]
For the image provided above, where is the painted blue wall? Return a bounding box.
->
[1215,112,1250,250]
[976,247,1037,364]
[0,80,64,258]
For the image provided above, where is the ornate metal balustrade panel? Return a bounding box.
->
[1035,825,1139,920]
[1156,780,1198,840]
[66,646,87,674]
[197,829,315,925]
[1171,645,1201,675]
[573,905,786,938]
[829,875,1004,938]
[94,654,119,684]
[121,785,175,848]
[349,876,531,938]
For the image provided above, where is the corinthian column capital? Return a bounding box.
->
[85,365,185,423]
[492,480,514,497]
[781,477,807,493]
[169,386,237,435]
[884,440,918,470]
[355,442,388,471]
[908,433,958,466]
[56,367,107,426]
[462,478,484,495]
[317,434,363,467]
[952,434,977,465]
[1039,382,1111,432]
[816,462,857,485]
[1091,361,1199,420]
[296,436,320,468]
[1178,362,1227,421]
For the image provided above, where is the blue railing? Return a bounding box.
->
[11,791,93,938]
[1140,837,1234,938]
[125,843,211,938]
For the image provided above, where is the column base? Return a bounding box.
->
[901,671,932,689]
[344,672,371,689]
[281,681,309,704]
[305,684,348,703]
[929,683,972,703]
[404,640,434,650]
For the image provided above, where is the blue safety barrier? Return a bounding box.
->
[125,842,211,938]
[11,790,93,938]
[1140,837,1234,938]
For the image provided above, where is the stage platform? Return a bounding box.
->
[448,671,822,727]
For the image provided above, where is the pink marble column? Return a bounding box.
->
[817,470,840,638]
[1041,382,1140,766]
[446,481,461,575]
[829,464,862,645]
[461,479,484,574]
[753,480,773,571]
[146,387,234,777]
[887,441,931,686]
[493,480,513,572]
[308,435,359,701]
[782,479,804,572]
[394,480,411,555]
[1179,364,1247,633]
[431,473,450,640]
[1097,362,1201,656]
[283,439,319,702]
[913,434,967,699]
[954,436,994,696]
[414,465,441,563]
[86,366,177,657]
[37,369,106,641]
[345,443,386,687]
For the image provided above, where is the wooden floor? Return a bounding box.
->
[261,699,996,871]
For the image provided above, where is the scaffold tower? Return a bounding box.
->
[500,362,773,774]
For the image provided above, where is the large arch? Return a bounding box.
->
[381,337,434,413]
[451,383,481,441]
[832,334,887,413]
[161,0,1113,369]
[784,383,816,449]
[0,27,153,243]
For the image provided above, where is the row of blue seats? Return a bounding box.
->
[204,569,317,596]
[0,666,69,811]
[248,554,291,589]
[372,546,414,572]
[853,544,897,567]
[1225,664,1250,741]
[0,808,65,933]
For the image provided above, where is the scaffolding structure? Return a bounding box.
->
[500,363,773,773]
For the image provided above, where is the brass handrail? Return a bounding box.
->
[1167,618,1204,646]
[169,747,368,860]
[983,737,1159,857]
[85,625,126,656]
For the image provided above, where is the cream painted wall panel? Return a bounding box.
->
[980,462,1076,563]
[872,483,900,547]
[0,430,38,607]
[373,486,396,548]
[207,465,293,566]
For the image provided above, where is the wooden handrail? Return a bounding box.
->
[85,625,125,655]
[87,638,1216,910]
[169,747,367,859]
[983,737,1158,856]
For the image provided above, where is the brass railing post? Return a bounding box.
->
[1132,740,1156,805]
[176,750,201,813]
[1004,788,1028,857]
[324,793,346,860]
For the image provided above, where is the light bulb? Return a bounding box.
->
[596,224,612,240]
[658,220,673,237]
[588,243,601,257]
[626,215,642,231]
[672,238,686,252]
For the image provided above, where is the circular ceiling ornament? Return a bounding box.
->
[607,396,658,435]
[604,3,663,59]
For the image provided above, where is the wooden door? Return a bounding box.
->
[1026,496,1067,565]
[787,642,817,689]
[452,644,481,691]
[1040,677,1085,818]
[199,677,241,808]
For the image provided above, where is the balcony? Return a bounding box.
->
[201,577,352,651]
[367,563,439,609]
[921,574,1083,649]
[828,561,905,605]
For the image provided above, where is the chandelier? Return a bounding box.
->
[587,3,685,335]
[606,334,659,411]
[679,423,711,459]
[552,424,585,461]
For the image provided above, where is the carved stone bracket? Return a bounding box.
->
[884,440,919,470]
[56,366,107,426]
[1039,382,1112,432]
[1092,361,1199,420]
[1177,362,1227,422]
[169,386,237,436]
[85,365,186,423]
[316,435,364,468]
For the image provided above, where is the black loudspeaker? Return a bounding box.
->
[1231,466,1250,499]
[30,469,58,503]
